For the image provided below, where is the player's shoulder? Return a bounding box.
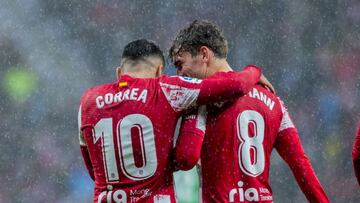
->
[80,82,115,106]
[159,75,202,86]
[209,64,260,79]
[246,85,282,111]
[210,71,234,78]
[273,94,289,114]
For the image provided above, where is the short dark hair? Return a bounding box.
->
[169,20,228,61]
[122,39,165,65]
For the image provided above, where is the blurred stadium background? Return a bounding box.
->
[0,0,359,202]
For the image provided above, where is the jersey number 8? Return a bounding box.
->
[237,110,265,177]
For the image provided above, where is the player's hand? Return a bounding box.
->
[258,74,275,94]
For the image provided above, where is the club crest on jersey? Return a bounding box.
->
[179,76,202,84]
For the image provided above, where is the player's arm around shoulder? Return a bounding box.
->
[158,65,263,112]
[196,65,263,104]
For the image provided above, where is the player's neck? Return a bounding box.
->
[121,64,159,78]
[122,71,157,78]
[207,59,233,76]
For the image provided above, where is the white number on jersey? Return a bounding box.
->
[236,110,265,177]
[93,114,157,182]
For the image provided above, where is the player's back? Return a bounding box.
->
[201,85,284,203]
[79,75,183,203]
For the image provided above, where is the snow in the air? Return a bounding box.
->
[0,0,359,202]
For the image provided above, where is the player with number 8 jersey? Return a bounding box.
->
[170,20,329,203]
[78,39,264,203]
[200,84,329,202]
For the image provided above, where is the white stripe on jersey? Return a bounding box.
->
[78,105,86,146]
[196,106,207,133]
[160,82,200,112]
[173,117,183,148]
[278,100,295,132]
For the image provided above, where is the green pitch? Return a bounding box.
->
[174,167,200,203]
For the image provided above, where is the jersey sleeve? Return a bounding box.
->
[160,65,261,112]
[174,106,206,171]
[78,105,86,147]
[197,65,261,105]
[277,99,296,133]
[352,122,360,186]
[78,104,95,181]
[275,100,329,203]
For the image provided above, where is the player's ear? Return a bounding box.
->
[156,64,163,77]
[176,69,183,76]
[199,46,212,63]
[116,66,122,79]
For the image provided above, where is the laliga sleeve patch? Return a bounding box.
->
[179,76,202,84]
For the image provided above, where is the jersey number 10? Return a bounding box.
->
[94,114,157,182]
[236,110,265,177]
